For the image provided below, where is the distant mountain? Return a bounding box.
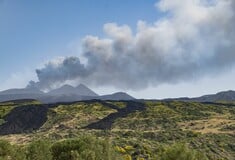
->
[48,84,98,97]
[38,94,84,103]
[76,84,99,97]
[99,92,135,100]
[0,87,43,95]
[0,87,44,102]
[0,84,134,103]
[1,84,235,103]
[192,90,235,102]
[0,93,43,103]
[39,92,135,103]
[164,90,235,102]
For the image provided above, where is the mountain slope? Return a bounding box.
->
[164,90,235,102]
[100,92,135,100]
[0,84,135,103]
[193,90,235,102]
[0,87,43,95]
[76,84,99,96]
[48,84,98,97]
[0,87,44,102]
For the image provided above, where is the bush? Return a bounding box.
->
[159,143,208,160]
[11,145,26,160]
[0,140,11,158]
[0,140,26,160]
[26,140,52,160]
[51,136,121,160]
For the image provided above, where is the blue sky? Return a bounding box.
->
[1,0,235,98]
[0,0,158,74]
[0,0,156,85]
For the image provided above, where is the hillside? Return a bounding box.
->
[48,84,98,97]
[0,100,234,159]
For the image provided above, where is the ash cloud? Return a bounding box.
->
[30,0,235,90]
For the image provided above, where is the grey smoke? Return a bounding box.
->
[29,0,235,90]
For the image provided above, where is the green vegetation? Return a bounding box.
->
[40,102,117,132]
[50,136,121,160]
[158,143,207,160]
[0,137,207,160]
[0,140,26,160]
[0,100,235,159]
[26,140,52,160]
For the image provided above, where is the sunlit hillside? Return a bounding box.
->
[0,100,234,159]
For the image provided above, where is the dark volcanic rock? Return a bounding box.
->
[85,101,145,130]
[0,105,49,135]
[0,100,144,135]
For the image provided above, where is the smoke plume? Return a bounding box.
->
[29,0,235,90]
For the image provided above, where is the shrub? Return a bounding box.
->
[0,140,11,158]
[51,136,121,160]
[159,143,208,160]
[0,140,26,160]
[26,140,52,160]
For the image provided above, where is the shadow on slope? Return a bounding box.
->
[84,101,146,130]
[0,104,49,135]
[0,100,145,135]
